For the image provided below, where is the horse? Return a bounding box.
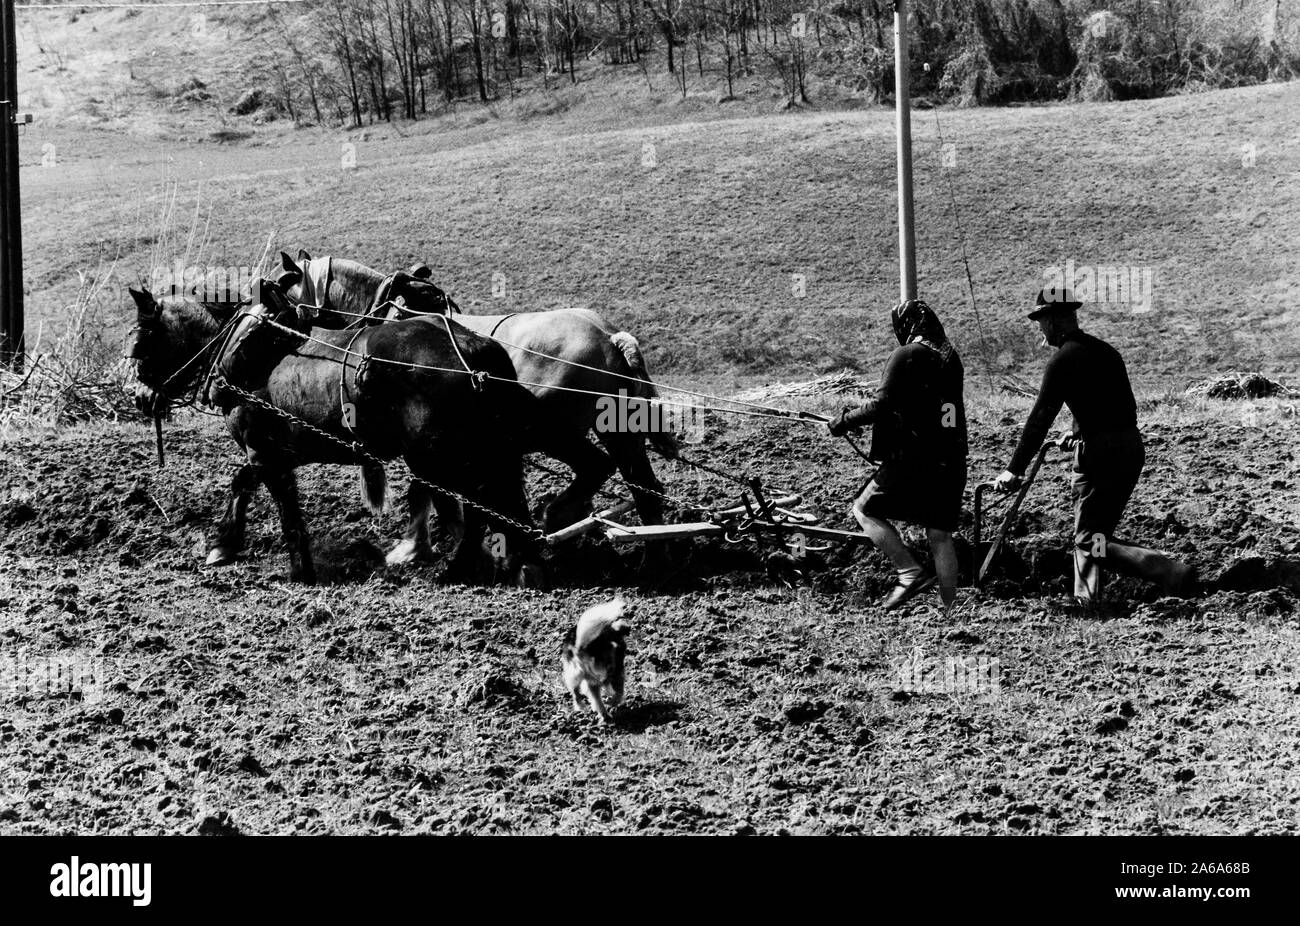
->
[125,280,545,586]
[271,250,679,536]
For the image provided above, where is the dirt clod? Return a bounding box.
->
[369,810,402,830]
[197,812,239,835]
[460,671,527,709]
[1093,716,1129,735]
[782,698,830,725]
[238,755,269,778]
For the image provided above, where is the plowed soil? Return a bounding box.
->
[2,392,1298,834]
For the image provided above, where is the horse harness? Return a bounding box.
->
[336,298,485,436]
[248,259,482,434]
[488,314,518,339]
[337,326,370,433]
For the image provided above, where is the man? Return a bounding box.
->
[829,300,967,612]
[992,288,1197,601]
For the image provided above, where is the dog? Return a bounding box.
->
[561,598,630,724]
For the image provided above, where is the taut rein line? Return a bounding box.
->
[437,314,486,391]
[338,326,369,430]
[261,270,872,477]
[291,267,838,426]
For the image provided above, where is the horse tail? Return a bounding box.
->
[360,460,387,514]
[609,331,679,459]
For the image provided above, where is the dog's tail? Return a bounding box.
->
[360,461,387,515]
[575,597,630,650]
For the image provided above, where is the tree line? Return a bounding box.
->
[254,0,1299,126]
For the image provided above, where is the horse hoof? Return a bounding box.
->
[206,546,239,567]
[514,563,547,589]
[385,539,433,566]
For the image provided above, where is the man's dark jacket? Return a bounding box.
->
[1009,330,1137,474]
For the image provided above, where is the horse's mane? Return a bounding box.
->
[312,256,383,320]
[328,257,385,287]
[159,294,229,336]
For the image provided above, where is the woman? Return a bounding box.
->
[828,300,968,612]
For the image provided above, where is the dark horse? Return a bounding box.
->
[272,251,680,538]
[126,281,544,585]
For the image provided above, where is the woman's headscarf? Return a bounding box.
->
[890,299,956,365]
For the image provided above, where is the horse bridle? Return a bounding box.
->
[371,271,460,320]
[127,287,284,412]
[124,299,195,407]
[208,283,314,392]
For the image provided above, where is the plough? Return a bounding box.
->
[542,478,876,551]
[544,438,1068,587]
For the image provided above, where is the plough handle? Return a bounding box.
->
[975,439,1059,589]
[974,483,990,553]
[747,477,776,519]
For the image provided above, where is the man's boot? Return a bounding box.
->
[1074,548,1102,601]
[1104,540,1199,597]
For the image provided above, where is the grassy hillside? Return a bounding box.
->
[18,76,1299,387]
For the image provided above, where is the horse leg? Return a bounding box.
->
[478,455,546,588]
[386,479,438,565]
[440,492,485,585]
[537,434,617,533]
[207,462,261,566]
[429,494,465,547]
[403,461,481,583]
[598,431,671,570]
[263,468,316,584]
[597,431,667,526]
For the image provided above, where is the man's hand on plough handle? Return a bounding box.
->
[991,433,1076,493]
[973,435,1073,589]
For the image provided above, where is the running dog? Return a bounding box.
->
[561,599,630,724]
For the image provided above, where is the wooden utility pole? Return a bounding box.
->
[893,0,916,303]
[0,0,22,371]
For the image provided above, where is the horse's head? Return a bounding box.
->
[269,250,307,304]
[384,271,461,317]
[270,249,364,326]
[126,286,233,416]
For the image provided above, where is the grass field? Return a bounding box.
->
[17,59,1300,386]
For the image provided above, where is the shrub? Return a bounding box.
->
[0,270,136,430]
[941,41,1003,106]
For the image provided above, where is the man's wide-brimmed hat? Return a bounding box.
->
[1028,286,1083,320]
